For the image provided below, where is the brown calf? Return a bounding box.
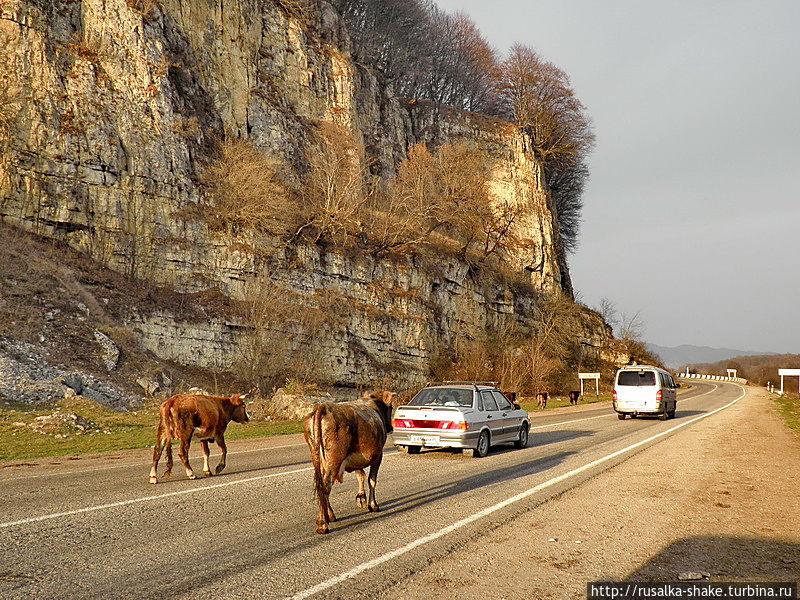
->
[536,392,549,409]
[304,391,394,534]
[568,390,580,405]
[149,393,249,484]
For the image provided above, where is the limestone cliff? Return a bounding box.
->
[0,0,607,386]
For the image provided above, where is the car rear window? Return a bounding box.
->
[408,388,473,407]
[617,371,657,386]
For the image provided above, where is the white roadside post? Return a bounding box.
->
[778,369,800,395]
[578,372,601,398]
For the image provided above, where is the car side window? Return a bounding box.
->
[493,391,512,410]
[475,393,484,411]
[481,391,498,411]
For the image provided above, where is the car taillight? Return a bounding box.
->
[392,418,414,428]
[656,390,663,401]
[440,421,468,431]
[613,390,617,401]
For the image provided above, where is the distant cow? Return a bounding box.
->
[536,392,548,409]
[568,391,580,405]
[304,391,394,534]
[149,393,249,484]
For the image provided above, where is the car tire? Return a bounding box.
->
[404,445,421,454]
[514,423,529,449]
[617,413,626,420]
[472,430,490,458]
[668,406,676,418]
[658,407,668,421]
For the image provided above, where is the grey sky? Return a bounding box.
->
[435,0,800,353]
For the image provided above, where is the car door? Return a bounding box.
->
[492,390,519,441]
[479,390,503,441]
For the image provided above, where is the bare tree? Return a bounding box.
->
[494,44,594,253]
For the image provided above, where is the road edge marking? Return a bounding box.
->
[286,383,744,600]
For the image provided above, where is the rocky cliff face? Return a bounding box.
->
[0,0,606,386]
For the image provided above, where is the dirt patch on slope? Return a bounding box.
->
[382,387,800,599]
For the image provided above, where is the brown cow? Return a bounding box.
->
[568,390,580,405]
[304,391,394,534]
[536,392,549,409]
[149,393,249,484]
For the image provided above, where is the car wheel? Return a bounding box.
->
[514,423,529,449]
[617,413,626,420]
[472,430,490,458]
[668,407,676,418]
[658,407,668,421]
[404,445,421,454]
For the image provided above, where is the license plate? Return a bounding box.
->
[410,435,440,445]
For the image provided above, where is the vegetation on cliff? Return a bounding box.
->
[333,0,594,253]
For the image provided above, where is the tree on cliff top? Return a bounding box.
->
[494,44,595,253]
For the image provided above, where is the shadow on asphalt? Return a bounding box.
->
[529,429,595,447]
[331,449,577,533]
[626,536,800,581]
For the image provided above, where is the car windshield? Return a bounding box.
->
[617,371,656,386]
[408,388,474,407]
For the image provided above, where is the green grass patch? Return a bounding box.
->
[518,393,611,414]
[774,393,800,434]
[0,397,304,462]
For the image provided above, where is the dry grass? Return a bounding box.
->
[203,139,297,236]
[0,396,302,462]
[125,0,158,19]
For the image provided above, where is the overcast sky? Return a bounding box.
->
[436,0,800,353]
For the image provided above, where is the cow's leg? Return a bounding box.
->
[178,436,196,480]
[314,469,336,534]
[366,457,382,512]
[354,469,367,509]
[214,435,227,474]
[163,440,173,478]
[149,424,165,484]
[201,440,212,477]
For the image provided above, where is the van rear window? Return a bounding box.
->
[618,371,656,386]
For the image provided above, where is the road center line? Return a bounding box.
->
[286,383,742,600]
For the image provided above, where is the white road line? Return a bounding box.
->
[0,465,314,529]
[286,383,744,600]
[1,442,308,481]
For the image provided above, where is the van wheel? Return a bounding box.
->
[668,408,676,418]
[658,409,668,421]
[405,445,421,454]
[617,413,626,420]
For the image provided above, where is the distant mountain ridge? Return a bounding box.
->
[646,343,778,369]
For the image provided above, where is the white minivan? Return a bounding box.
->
[613,365,678,420]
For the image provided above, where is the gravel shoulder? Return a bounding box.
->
[380,386,800,599]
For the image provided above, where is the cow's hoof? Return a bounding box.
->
[316,525,330,534]
[162,471,172,479]
[203,470,212,477]
[368,505,380,513]
[149,476,158,485]
[215,465,225,474]
[356,493,367,508]
[188,474,197,480]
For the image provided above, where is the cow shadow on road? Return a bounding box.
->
[528,429,595,447]
[623,535,800,581]
[331,449,577,532]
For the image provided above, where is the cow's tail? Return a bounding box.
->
[308,404,328,498]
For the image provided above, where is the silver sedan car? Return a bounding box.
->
[392,383,530,457]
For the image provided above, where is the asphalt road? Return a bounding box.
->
[0,381,745,600]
